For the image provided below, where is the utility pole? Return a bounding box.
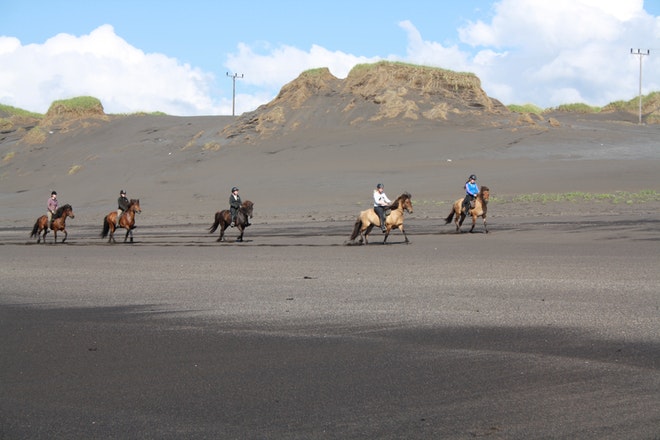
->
[226,72,244,116]
[630,49,650,125]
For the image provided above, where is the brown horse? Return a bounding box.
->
[445,186,489,233]
[209,200,254,242]
[101,199,141,243]
[30,204,75,244]
[349,192,413,245]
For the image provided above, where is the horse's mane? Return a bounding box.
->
[390,192,411,209]
[53,204,71,218]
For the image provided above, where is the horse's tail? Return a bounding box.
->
[30,219,40,238]
[101,215,110,238]
[349,218,362,241]
[444,209,455,224]
[209,212,221,233]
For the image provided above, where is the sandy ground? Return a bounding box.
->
[1,210,659,439]
[1,114,659,438]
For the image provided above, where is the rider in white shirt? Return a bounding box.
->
[373,183,392,232]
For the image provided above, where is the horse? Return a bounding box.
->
[101,199,141,243]
[209,200,254,242]
[349,192,413,245]
[30,204,75,244]
[444,186,489,233]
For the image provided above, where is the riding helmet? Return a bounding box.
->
[51,190,57,195]
[469,174,477,180]
[120,189,126,195]
[232,187,239,192]
[376,183,384,189]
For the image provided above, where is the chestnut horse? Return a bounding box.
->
[349,192,413,245]
[101,199,141,243]
[209,200,254,242]
[30,204,75,244]
[444,186,489,233]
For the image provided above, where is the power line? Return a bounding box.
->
[630,49,650,125]
[226,72,244,116]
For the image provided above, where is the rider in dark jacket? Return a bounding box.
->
[229,187,250,227]
[116,190,129,227]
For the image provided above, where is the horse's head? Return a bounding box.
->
[242,200,254,218]
[397,192,413,214]
[129,199,142,214]
[57,204,74,219]
[480,187,490,203]
[64,204,75,218]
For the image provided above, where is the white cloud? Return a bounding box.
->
[452,0,660,106]
[225,42,379,87]
[0,25,226,116]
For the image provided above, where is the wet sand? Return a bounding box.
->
[1,210,659,439]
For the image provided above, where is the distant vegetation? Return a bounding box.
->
[0,103,43,118]
[507,91,660,119]
[553,103,601,113]
[349,61,478,83]
[47,96,104,116]
[507,104,544,115]
[493,190,659,205]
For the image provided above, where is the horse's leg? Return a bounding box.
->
[469,215,477,233]
[483,216,488,233]
[218,224,226,242]
[124,228,130,243]
[400,225,409,244]
[364,224,375,245]
[62,229,67,243]
[236,226,244,242]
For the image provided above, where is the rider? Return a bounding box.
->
[47,190,58,227]
[229,186,250,227]
[116,189,129,227]
[462,174,479,216]
[373,183,392,232]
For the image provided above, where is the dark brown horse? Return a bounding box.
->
[209,200,254,242]
[101,199,141,243]
[348,192,413,245]
[30,204,75,244]
[445,186,489,233]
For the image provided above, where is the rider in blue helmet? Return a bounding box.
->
[462,174,479,216]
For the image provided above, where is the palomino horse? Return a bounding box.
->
[101,199,142,243]
[30,204,75,244]
[349,192,413,245]
[209,200,254,242]
[445,186,489,233]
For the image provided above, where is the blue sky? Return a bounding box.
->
[1,0,659,116]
